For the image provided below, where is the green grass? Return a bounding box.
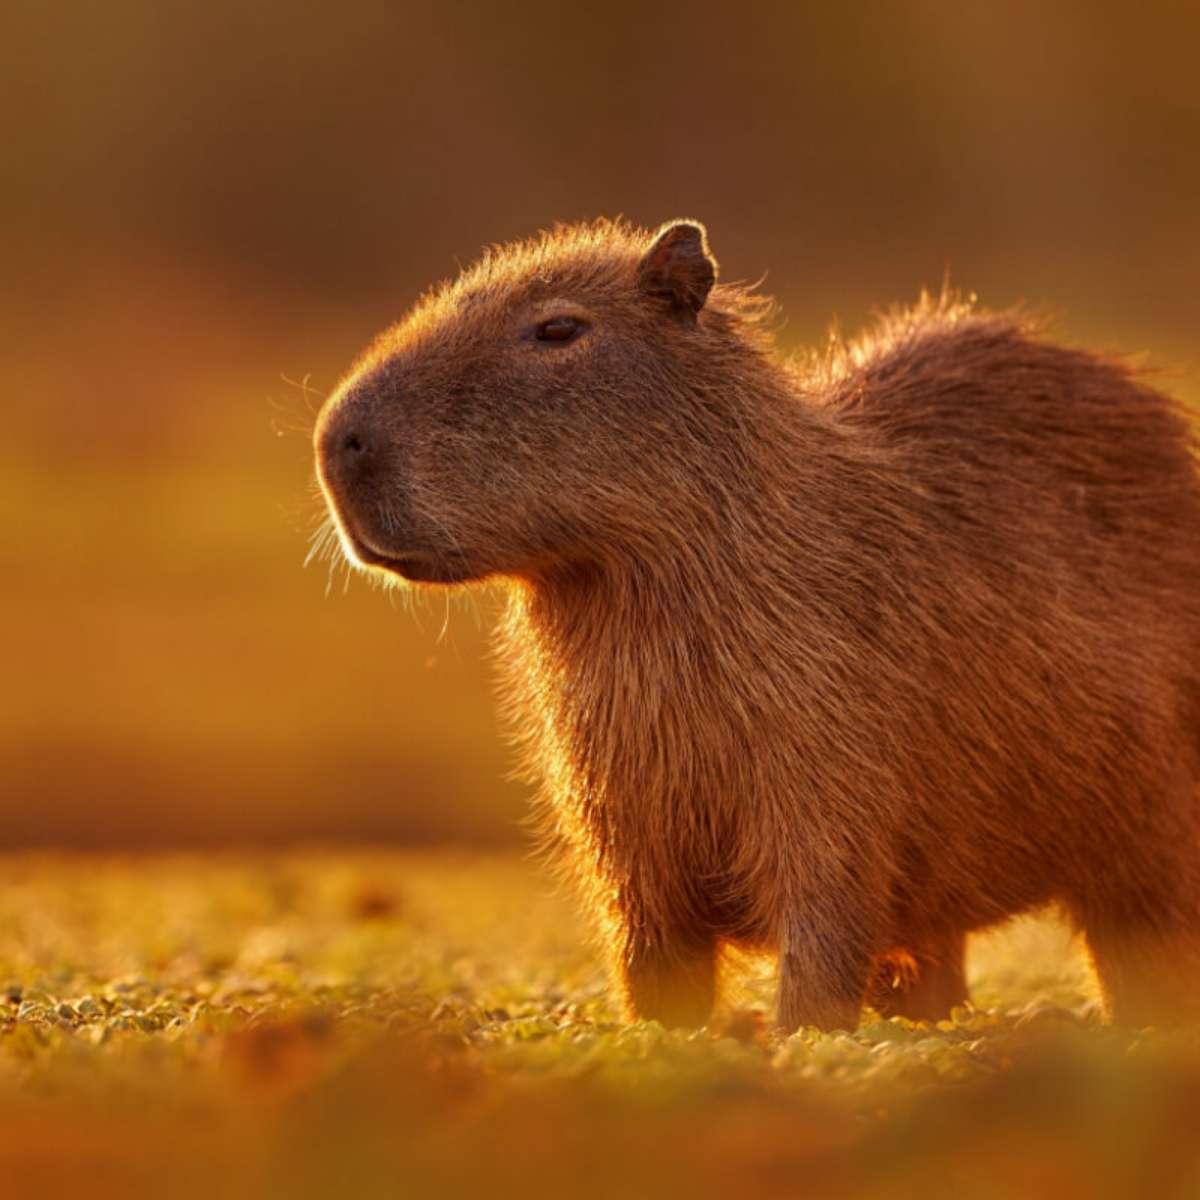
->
[1,850,1199,1200]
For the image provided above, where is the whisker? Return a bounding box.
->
[280,371,325,414]
[303,517,336,569]
[270,372,329,445]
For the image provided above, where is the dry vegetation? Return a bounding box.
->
[1,849,1198,1199]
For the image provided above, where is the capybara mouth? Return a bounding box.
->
[343,534,476,585]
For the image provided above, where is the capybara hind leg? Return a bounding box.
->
[869,932,968,1022]
[777,918,874,1033]
[619,935,717,1029]
[1083,910,1200,1028]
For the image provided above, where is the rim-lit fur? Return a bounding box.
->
[316,219,1200,1031]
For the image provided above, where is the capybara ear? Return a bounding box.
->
[637,220,717,321]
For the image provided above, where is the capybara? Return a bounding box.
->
[313,218,1200,1031]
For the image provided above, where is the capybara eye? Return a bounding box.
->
[535,316,584,343]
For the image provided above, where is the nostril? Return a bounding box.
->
[321,410,375,475]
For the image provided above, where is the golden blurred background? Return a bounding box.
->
[4,1,1198,847]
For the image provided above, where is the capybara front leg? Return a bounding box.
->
[868,932,969,1022]
[777,916,874,1033]
[617,931,717,1029]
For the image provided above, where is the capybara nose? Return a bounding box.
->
[321,418,375,482]
[339,429,370,465]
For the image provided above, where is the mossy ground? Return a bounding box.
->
[1,850,1198,1199]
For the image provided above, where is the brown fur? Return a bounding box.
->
[313,218,1200,1031]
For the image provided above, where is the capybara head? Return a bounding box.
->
[315,219,769,584]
